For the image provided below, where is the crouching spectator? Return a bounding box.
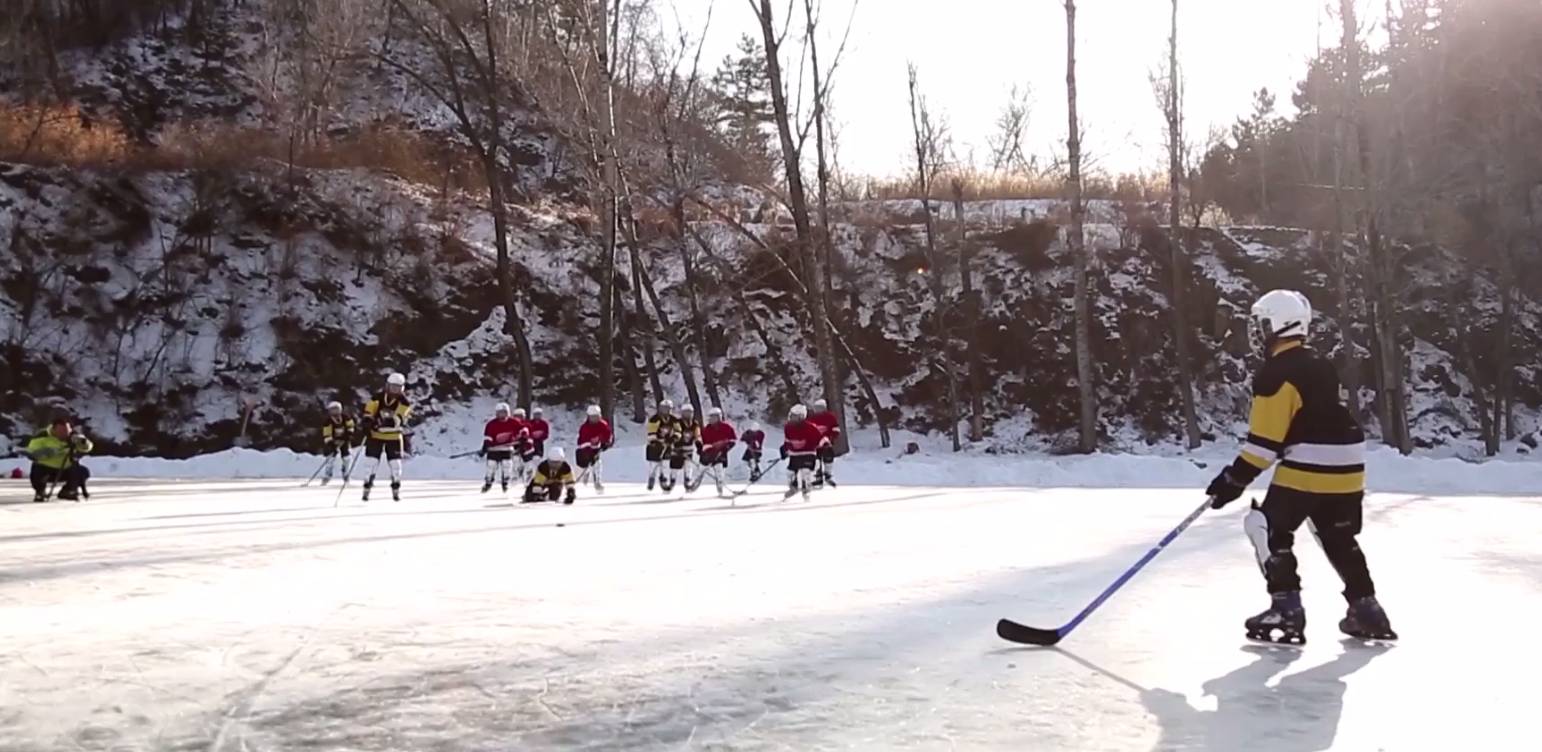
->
[25,418,93,502]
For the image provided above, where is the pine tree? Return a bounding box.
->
[710,33,776,175]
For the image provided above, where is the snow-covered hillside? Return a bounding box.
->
[1,0,1538,461]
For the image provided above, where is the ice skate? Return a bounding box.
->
[361,479,373,502]
[481,480,493,494]
[784,478,799,500]
[1245,592,1306,645]
[1339,596,1398,641]
[390,481,401,502]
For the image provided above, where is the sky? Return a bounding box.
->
[662,0,1388,179]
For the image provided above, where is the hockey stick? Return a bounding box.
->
[996,496,1214,647]
[333,445,367,507]
[449,449,484,460]
[301,455,331,487]
[731,457,783,497]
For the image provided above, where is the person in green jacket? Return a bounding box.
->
[24,417,93,502]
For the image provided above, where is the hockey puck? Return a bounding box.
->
[556,522,566,528]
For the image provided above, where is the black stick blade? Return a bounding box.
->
[996,618,1062,646]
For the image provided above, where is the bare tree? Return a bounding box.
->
[381,0,534,407]
[988,84,1035,176]
[952,178,984,442]
[907,64,961,451]
[751,0,848,451]
[1340,0,1410,453]
[1161,0,1201,449]
[1065,0,1097,452]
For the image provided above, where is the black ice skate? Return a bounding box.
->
[1245,591,1306,645]
[32,493,46,503]
[647,474,656,491]
[362,479,373,502]
[501,481,509,493]
[481,480,493,494]
[784,478,799,499]
[1339,596,1398,641]
[390,481,401,502]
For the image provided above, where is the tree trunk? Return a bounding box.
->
[1341,0,1409,454]
[1496,228,1515,442]
[613,280,647,423]
[594,0,620,423]
[622,204,703,414]
[953,181,985,443]
[806,0,846,408]
[484,156,535,409]
[1330,101,1362,420]
[1066,0,1098,453]
[685,222,802,403]
[755,0,848,452]
[1166,0,1202,450]
[675,202,722,410]
[628,246,664,406]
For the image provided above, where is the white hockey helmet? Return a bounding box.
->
[532,406,544,417]
[326,400,343,413]
[1251,290,1312,348]
[681,404,695,415]
[386,372,406,387]
[659,399,674,413]
[547,446,565,463]
[813,398,828,411]
[789,404,808,420]
[495,402,511,416]
[586,404,603,418]
[750,421,762,432]
[512,407,528,419]
[706,406,723,422]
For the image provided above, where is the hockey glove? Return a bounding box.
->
[1205,468,1246,509]
[779,445,789,460]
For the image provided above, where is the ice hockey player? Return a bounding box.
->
[509,407,538,469]
[527,406,551,457]
[666,404,703,492]
[741,421,767,481]
[523,446,576,505]
[808,398,841,487]
[1205,289,1396,644]
[575,404,614,492]
[645,399,678,491]
[480,402,526,494]
[319,401,356,485]
[23,417,93,502]
[360,372,412,502]
[780,404,824,500]
[691,407,737,496]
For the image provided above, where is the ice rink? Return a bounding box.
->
[1,477,1537,751]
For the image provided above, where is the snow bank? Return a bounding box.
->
[46,444,1540,496]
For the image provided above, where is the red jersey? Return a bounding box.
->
[700,421,737,451]
[809,411,840,440]
[741,429,766,451]
[576,418,613,449]
[484,417,529,449]
[783,420,824,454]
[527,418,551,442]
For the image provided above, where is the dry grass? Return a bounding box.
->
[0,103,133,165]
[857,166,1169,203]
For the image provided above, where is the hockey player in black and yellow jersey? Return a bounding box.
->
[665,404,703,492]
[319,401,356,485]
[1206,290,1396,644]
[360,372,412,502]
[523,447,576,505]
[644,399,679,492]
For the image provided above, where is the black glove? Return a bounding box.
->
[1206,468,1246,509]
[564,487,576,505]
[779,445,789,460]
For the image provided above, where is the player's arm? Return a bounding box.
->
[1207,372,1302,506]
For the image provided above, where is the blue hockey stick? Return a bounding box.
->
[997,496,1214,646]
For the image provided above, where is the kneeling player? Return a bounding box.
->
[780,405,823,500]
[691,407,737,496]
[575,404,613,492]
[524,447,576,505]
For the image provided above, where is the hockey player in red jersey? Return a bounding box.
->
[740,421,767,481]
[479,402,528,494]
[808,398,841,487]
[690,407,737,496]
[780,404,824,500]
[527,406,551,457]
[575,404,614,493]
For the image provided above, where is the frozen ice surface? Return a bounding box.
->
[0,475,1537,751]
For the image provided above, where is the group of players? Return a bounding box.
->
[315,372,846,504]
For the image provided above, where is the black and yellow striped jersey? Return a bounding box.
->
[674,418,702,447]
[322,415,355,443]
[1229,340,1366,495]
[646,413,679,443]
[362,393,412,441]
[531,460,575,487]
